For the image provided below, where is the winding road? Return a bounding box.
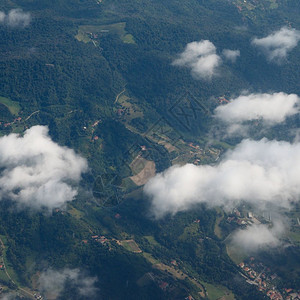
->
[0,237,35,299]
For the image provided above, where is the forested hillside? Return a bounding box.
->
[0,0,299,299]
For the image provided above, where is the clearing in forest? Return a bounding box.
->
[75,22,135,44]
[0,96,21,115]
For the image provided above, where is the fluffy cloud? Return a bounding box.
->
[231,221,285,252]
[172,40,222,80]
[214,92,300,135]
[0,126,88,210]
[0,12,5,23]
[222,49,240,62]
[144,138,300,218]
[0,9,31,28]
[38,268,98,299]
[252,27,300,62]
[0,293,17,300]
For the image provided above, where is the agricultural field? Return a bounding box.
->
[226,242,248,265]
[75,22,135,45]
[0,96,21,116]
[129,157,156,186]
[214,209,224,239]
[144,236,160,248]
[120,239,142,253]
[0,0,299,298]
[202,282,235,300]
[114,93,144,124]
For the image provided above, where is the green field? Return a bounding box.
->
[144,235,160,248]
[0,269,9,282]
[226,243,248,265]
[179,223,200,241]
[120,240,142,253]
[122,33,135,44]
[76,22,136,45]
[115,93,144,123]
[269,0,278,9]
[142,252,160,265]
[289,230,300,245]
[214,209,224,239]
[67,204,84,220]
[203,282,235,300]
[0,96,21,115]
[0,235,22,286]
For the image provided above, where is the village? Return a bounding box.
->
[223,207,300,300]
[226,208,264,227]
[0,116,22,129]
[238,257,300,300]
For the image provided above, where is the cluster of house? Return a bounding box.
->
[188,143,201,150]
[82,119,103,141]
[81,235,109,246]
[188,142,221,164]
[137,268,197,299]
[0,116,22,128]
[187,143,204,165]
[91,235,109,245]
[227,209,262,227]
[239,259,300,300]
[92,120,101,127]
[116,106,130,118]
[82,119,101,131]
[284,289,300,300]
[88,32,99,39]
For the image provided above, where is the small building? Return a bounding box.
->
[171,260,177,266]
[159,281,169,291]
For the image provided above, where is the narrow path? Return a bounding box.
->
[254,267,266,284]
[0,238,15,284]
[0,237,35,299]
[114,87,126,104]
[24,110,40,122]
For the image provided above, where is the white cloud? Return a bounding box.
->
[0,292,17,300]
[0,9,31,28]
[0,12,5,23]
[222,49,240,62]
[231,221,285,252]
[0,126,88,211]
[144,138,300,218]
[252,27,300,63]
[38,268,98,299]
[214,92,299,135]
[172,40,222,80]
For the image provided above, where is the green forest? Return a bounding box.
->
[0,0,299,299]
